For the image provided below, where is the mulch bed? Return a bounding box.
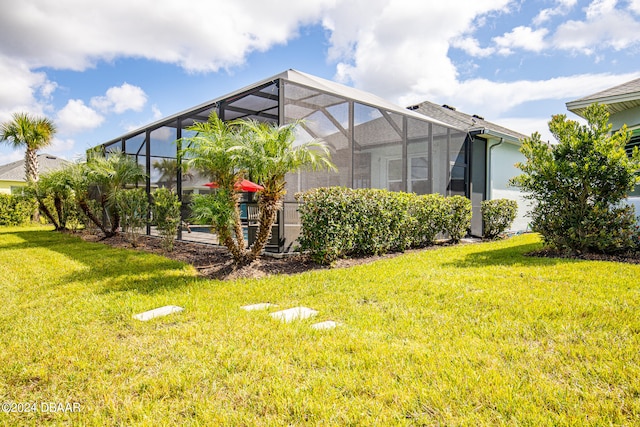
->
[77,232,412,281]
[77,232,640,281]
[526,247,640,264]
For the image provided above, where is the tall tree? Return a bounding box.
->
[0,112,57,183]
[237,120,336,258]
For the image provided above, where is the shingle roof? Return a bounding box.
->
[0,154,69,181]
[566,77,640,118]
[408,100,527,143]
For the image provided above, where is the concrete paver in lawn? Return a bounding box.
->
[133,305,184,321]
[270,307,318,323]
[311,321,339,330]
[241,303,276,311]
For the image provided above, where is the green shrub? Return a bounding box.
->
[152,188,182,251]
[0,194,37,226]
[116,188,149,246]
[443,195,472,243]
[296,188,461,264]
[351,189,412,256]
[410,193,448,246]
[511,103,640,254]
[482,199,518,239]
[296,187,358,264]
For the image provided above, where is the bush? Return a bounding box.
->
[116,188,149,246]
[296,187,358,264]
[152,188,182,251]
[482,199,518,239]
[511,103,640,254]
[0,194,37,226]
[443,195,472,243]
[410,194,448,247]
[296,188,461,264]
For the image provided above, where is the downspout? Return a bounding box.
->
[486,137,504,200]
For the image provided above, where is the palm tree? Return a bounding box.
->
[236,120,336,259]
[64,162,113,236]
[0,112,57,183]
[152,158,193,189]
[27,168,74,230]
[179,112,249,262]
[87,152,147,236]
[1,112,57,221]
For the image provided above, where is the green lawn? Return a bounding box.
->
[0,226,639,426]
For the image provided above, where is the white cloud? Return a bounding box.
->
[0,0,335,73]
[400,72,640,122]
[151,105,163,121]
[90,83,147,114]
[533,0,577,25]
[0,56,53,120]
[493,26,549,55]
[56,100,104,135]
[553,1,640,52]
[48,137,76,156]
[585,0,618,18]
[630,0,640,14]
[451,37,496,58]
[326,0,513,100]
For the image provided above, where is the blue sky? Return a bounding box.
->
[1,0,640,164]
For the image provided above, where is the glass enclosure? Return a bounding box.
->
[96,71,471,252]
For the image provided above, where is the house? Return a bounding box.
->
[566,77,640,211]
[407,101,528,234]
[0,154,69,194]
[94,69,529,252]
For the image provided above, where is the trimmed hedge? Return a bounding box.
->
[0,194,37,226]
[296,188,472,264]
[481,199,518,239]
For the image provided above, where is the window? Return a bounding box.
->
[448,133,468,196]
[10,186,25,195]
[387,158,403,191]
[409,156,429,194]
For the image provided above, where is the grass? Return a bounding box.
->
[0,226,639,426]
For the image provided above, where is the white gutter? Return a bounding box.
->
[486,137,504,200]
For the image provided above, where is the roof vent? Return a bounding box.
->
[472,114,485,120]
[442,104,457,111]
[407,105,420,111]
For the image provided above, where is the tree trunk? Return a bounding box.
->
[79,199,114,237]
[230,192,246,249]
[249,194,282,258]
[110,209,121,235]
[37,198,60,230]
[25,149,40,222]
[218,223,250,264]
[53,195,66,230]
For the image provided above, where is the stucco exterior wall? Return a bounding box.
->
[488,141,531,232]
[0,181,25,195]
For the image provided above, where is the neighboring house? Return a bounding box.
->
[0,154,69,195]
[566,77,640,212]
[94,69,529,252]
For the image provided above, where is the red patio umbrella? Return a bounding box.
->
[204,179,264,192]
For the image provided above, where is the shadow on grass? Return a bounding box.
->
[5,229,195,294]
[444,241,582,268]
